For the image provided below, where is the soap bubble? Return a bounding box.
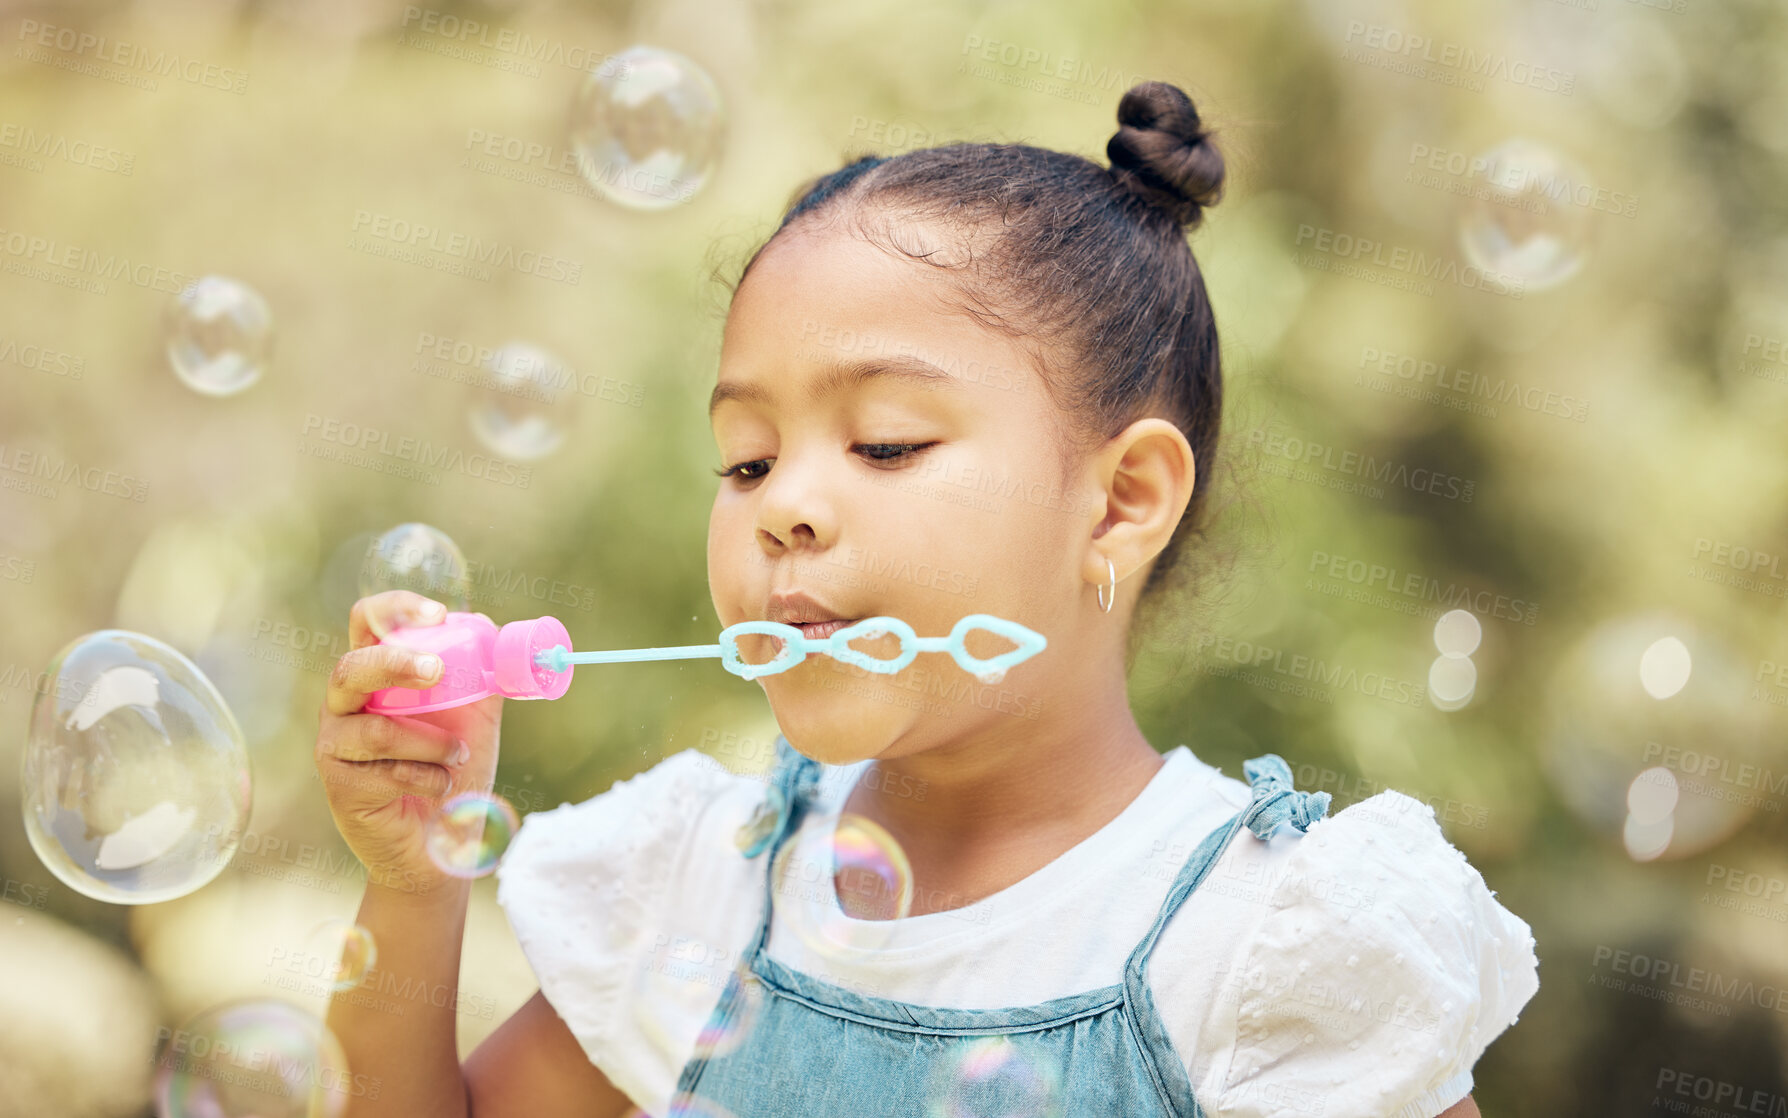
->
[358,523,472,642]
[299,920,377,992]
[470,342,571,461]
[691,968,765,1061]
[1458,139,1592,292]
[568,45,725,210]
[154,998,352,1118]
[22,630,251,905]
[165,276,273,396]
[927,1035,1062,1118]
[771,810,914,957]
[665,1094,738,1118]
[424,792,519,878]
[1541,613,1767,860]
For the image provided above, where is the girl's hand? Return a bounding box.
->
[313,590,505,899]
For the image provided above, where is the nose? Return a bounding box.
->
[754,451,836,555]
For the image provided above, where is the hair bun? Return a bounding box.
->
[1106,81,1226,228]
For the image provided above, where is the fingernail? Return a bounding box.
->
[421,601,446,620]
[416,653,442,679]
[453,739,471,766]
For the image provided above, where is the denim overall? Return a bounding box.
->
[672,736,1331,1118]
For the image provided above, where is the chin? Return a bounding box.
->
[767,681,899,767]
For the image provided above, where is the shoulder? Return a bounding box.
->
[494,749,771,1115]
[1160,787,1540,1118]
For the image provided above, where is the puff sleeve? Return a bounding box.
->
[1208,790,1540,1118]
[493,749,768,1116]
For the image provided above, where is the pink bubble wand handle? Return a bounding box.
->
[364,612,573,715]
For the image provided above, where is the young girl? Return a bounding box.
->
[315,80,1539,1118]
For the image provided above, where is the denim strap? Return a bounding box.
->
[1119,753,1331,1117]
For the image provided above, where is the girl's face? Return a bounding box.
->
[707,219,1099,766]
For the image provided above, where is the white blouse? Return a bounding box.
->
[494,745,1540,1118]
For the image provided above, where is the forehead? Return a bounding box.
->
[711,220,1027,418]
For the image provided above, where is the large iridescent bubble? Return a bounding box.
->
[22,630,251,904]
[154,998,353,1118]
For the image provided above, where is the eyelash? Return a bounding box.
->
[713,442,937,483]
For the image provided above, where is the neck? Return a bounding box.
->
[840,649,1166,906]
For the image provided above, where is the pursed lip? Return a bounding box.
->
[789,617,856,641]
[763,589,858,626]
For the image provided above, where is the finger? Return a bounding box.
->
[327,643,444,716]
[349,590,449,651]
[322,711,465,767]
[320,756,453,802]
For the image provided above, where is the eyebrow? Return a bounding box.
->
[709,354,962,418]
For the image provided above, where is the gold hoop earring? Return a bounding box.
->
[1097,555,1117,613]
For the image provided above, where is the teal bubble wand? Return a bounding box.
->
[365,612,1046,715]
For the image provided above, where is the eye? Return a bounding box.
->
[713,458,771,482]
[855,442,936,465]
[712,442,937,485]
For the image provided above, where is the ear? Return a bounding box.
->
[1082,418,1197,609]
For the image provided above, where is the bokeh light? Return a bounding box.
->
[1542,615,1769,860]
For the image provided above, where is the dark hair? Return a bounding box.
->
[721,81,1231,659]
